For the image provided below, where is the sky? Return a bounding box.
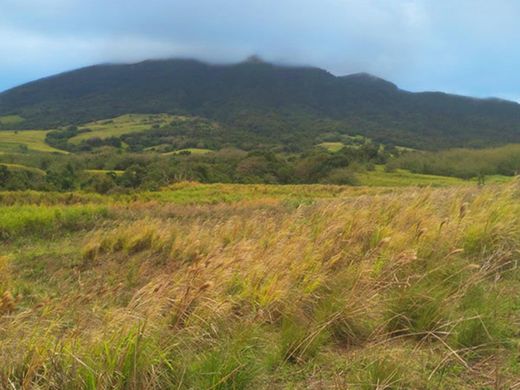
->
[1,0,520,101]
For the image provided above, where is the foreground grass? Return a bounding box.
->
[1,183,520,388]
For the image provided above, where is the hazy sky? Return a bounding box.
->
[1,0,520,100]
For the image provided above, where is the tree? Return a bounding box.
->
[0,165,10,187]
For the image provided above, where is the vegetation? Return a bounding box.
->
[163,148,213,155]
[0,115,24,127]
[390,144,520,179]
[2,56,520,389]
[4,59,520,149]
[359,165,511,187]
[69,114,176,144]
[0,139,487,192]
[1,182,519,388]
[0,130,66,154]
[0,134,518,192]
[318,142,345,152]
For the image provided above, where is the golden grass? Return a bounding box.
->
[1,183,519,388]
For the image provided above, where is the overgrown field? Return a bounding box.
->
[1,183,520,388]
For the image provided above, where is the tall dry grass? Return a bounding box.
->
[1,183,519,388]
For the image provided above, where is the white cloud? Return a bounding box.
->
[1,0,520,98]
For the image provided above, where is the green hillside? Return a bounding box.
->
[70,114,177,144]
[0,130,66,153]
[2,59,520,150]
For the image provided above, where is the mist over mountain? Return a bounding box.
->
[1,58,520,149]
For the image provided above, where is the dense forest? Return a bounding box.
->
[2,58,520,150]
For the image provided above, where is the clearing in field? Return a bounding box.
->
[317,141,345,152]
[69,113,182,144]
[0,130,66,154]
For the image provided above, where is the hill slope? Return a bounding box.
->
[1,58,520,149]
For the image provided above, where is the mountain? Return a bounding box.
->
[1,58,520,149]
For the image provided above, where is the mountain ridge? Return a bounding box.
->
[1,58,520,149]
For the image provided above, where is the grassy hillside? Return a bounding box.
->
[1,183,519,388]
[0,130,66,153]
[70,114,177,144]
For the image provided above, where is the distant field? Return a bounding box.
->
[0,130,66,153]
[149,182,391,204]
[69,114,181,144]
[0,115,24,126]
[317,142,344,152]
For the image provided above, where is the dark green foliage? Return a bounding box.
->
[389,144,520,178]
[0,165,47,190]
[3,59,520,149]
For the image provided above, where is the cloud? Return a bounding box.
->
[1,0,520,99]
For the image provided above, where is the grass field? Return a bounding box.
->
[317,142,345,152]
[0,115,24,126]
[0,130,66,154]
[1,182,519,388]
[69,114,180,144]
[357,165,512,187]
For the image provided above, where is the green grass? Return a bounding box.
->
[69,114,180,144]
[317,142,344,152]
[357,165,512,187]
[145,182,393,204]
[0,163,46,175]
[0,115,24,126]
[0,130,66,154]
[0,204,109,239]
